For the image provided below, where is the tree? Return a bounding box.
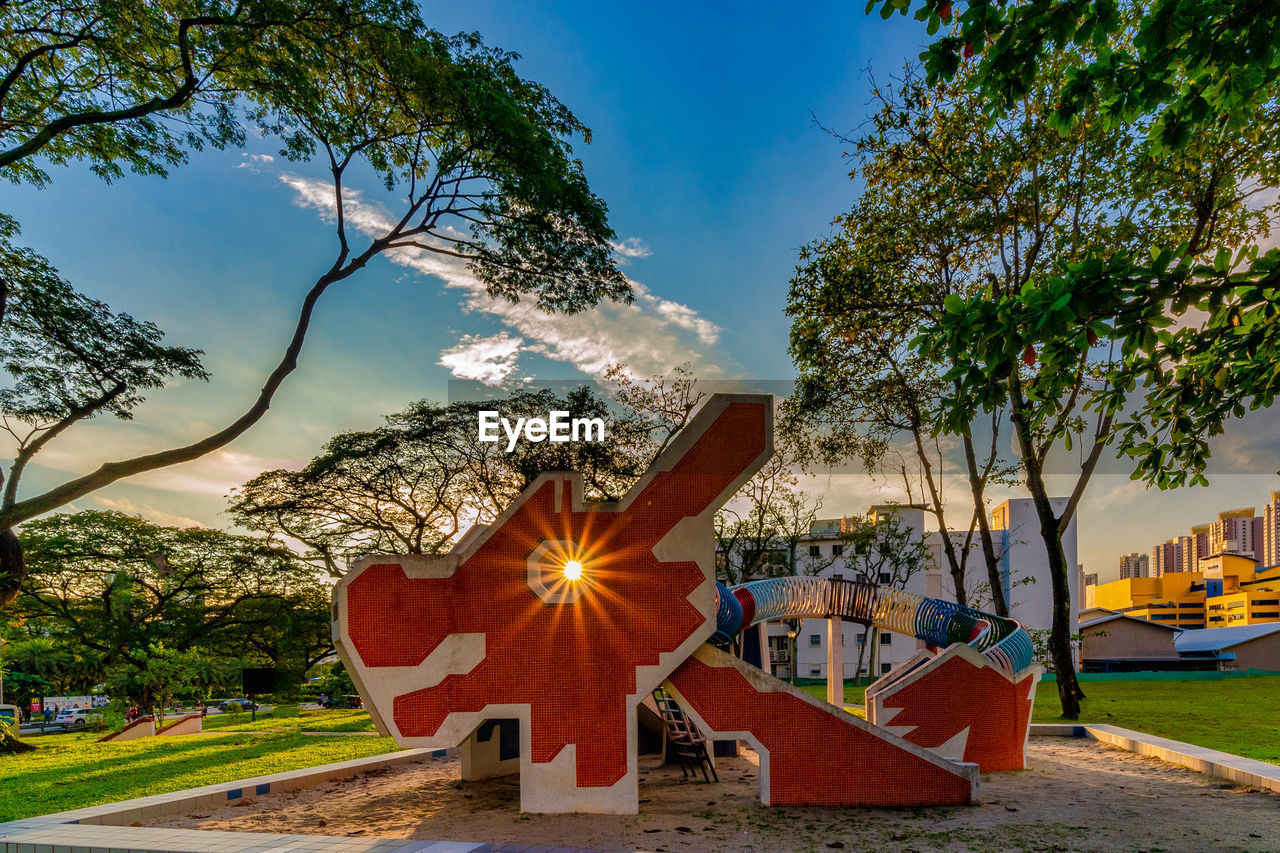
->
[0,239,208,500]
[0,0,423,183]
[861,1,1280,717]
[122,643,205,720]
[871,0,1280,153]
[784,80,1024,613]
[851,10,1280,717]
[715,440,834,586]
[11,510,334,681]
[231,378,700,575]
[838,510,931,682]
[0,8,630,605]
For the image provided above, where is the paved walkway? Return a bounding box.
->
[0,818,631,853]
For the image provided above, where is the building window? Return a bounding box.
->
[809,666,822,677]
[880,632,892,645]
[881,663,892,674]
[878,572,891,584]
[1254,599,1279,606]
[1254,611,1280,618]
[809,545,820,557]
[832,544,844,556]
[855,633,865,645]
[809,634,821,647]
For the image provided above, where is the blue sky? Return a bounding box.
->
[4,1,1278,582]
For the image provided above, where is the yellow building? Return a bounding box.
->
[1088,554,1280,630]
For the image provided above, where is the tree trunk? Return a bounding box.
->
[1026,491,1083,717]
[1007,378,1083,718]
[909,425,967,607]
[0,527,24,608]
[961,433,1008,616]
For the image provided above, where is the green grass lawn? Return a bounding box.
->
[1033,676,1280,764]
[800,682,868,706]
[202,708,376,733]
[804,675,1280,765]
[2,728,399,822]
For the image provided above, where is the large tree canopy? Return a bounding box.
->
[867,0,1280,490]
[0,0,420,183]
[8,510,332,685]
[229,380,698,576]
[871,0,1280,151]
[856,0,1280,717]
[0,2,630,605]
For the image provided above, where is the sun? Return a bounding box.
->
[562,559,584,581]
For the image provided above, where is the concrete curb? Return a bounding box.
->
[1081,724,1280,794]
[1029,723,1085,737]
[1030,722,1280,794]
[0,748,463,853]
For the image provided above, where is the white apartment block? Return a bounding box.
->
[765,498,1078,682]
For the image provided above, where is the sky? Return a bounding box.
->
[4,1,1279,583]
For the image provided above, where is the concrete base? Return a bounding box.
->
[98,718,155,742]
[156,714,202,737]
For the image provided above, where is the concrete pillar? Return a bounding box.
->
[757,622,770,674]
[826,617,843,707]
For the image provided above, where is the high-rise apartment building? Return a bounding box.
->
[1209,508,1260,559]
[1263,491,1280,567]
[1189,525,1212,573]
[1151,540,1183,576]
[1119,553,1149,579]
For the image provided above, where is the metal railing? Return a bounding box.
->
[722,575,1034,673]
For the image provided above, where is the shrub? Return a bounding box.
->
[102,709,126,733]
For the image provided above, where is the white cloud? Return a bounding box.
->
[610,236,653,262]
[235,153,276,170]
[281,174,729,380]
[90,496,204,528]
[438,332,522,385]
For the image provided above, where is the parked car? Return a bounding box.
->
[53,708,93,730]
[218,698,259,712]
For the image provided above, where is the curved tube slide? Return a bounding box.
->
[713,576,1034,673]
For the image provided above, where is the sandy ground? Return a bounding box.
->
[152,739,1280,852]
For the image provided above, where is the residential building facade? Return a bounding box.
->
[1263,492,1280,567]
[1119,553,1149,579]
[769,498,1078,683]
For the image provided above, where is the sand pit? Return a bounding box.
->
[151,739,1280,852]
